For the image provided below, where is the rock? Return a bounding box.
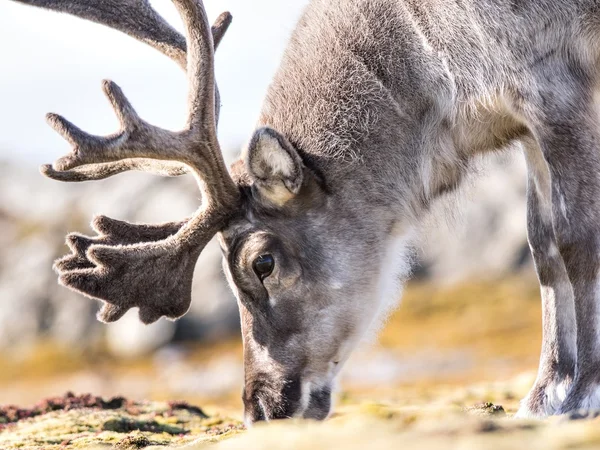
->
[114,435,156,449]
[464,402,506,417]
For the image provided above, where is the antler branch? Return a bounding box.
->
[23,0,241,323]
[40,159,188,182]
[13,0,233,183]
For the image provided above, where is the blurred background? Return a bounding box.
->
[0,0,541,415]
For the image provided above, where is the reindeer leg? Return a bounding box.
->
[516,137,577,418]
[524,77,600,415]
[550,149,600,414]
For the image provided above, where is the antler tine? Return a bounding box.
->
[212,11,233,51]
[171,0,239,206]
[40,159,188,182]
[181,0,217,131]
[54,216,188,273]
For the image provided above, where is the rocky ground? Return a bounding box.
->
[0,393,244,448]
[4,275,598,449]
[3,384,600,449]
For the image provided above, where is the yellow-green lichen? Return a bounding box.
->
[0,394,244,450]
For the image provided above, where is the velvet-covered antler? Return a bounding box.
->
[54,215,189,323]
[15,0,241,323]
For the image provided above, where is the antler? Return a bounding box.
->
[54,216,188,322]
[18,0,241,323]
[14,0,233,182]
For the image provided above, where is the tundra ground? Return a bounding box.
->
[4,275,598,449]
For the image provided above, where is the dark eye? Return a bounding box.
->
[253,254,275,280]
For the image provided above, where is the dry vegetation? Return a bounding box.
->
[4,275,598,449]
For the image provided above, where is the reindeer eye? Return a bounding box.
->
[253,254,275,280]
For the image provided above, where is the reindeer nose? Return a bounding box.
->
[243,376,303,424]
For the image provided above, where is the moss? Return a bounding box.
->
[0,392,129,426]
[0,394,243,450]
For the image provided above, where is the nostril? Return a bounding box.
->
[244,396,268,425]
[257,397,269,422]
[243,387,268,424]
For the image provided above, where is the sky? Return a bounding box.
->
[0,0,309,165]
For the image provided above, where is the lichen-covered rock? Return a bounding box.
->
[114,434,158,449]
[0,393,244,449]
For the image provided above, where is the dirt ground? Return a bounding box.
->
[4,274,598,449]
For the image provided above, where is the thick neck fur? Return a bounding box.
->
[258,0,552,222]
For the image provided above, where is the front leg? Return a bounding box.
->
[516,138,577,418]
[524,81,600,414]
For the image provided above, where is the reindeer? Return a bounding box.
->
[10,0,600,422]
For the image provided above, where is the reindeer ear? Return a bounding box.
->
[245,127,304,206]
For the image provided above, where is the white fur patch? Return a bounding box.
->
[523,138,553,216]
[515,379,572,418]
[548,242,560,258]
[545,380,572,414]
[258,134,294,178]
[558,192,570,225]
[366,227,415,340]
[540,282,577,359]
[258,398,269,422]
[330,279,345,290]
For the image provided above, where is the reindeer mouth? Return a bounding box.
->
[243,377,332,424]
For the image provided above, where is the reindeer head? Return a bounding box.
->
[19,0,407,423]
[219,126,401,422]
